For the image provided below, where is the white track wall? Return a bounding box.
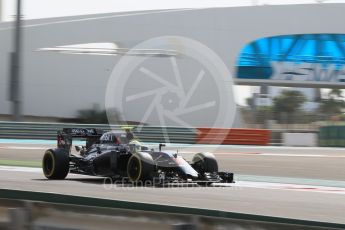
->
[282,133,318,147]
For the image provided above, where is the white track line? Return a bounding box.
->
[212,153,345,158]
[213,152,345,158]
[0,166,41,173]
[0,146,46,150]
[230,181,345,195]
[261,153,325,157]
[172,151,334,157]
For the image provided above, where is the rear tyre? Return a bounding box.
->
[127,152,154,184]
[42,148,69,179]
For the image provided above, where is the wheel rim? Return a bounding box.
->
[127,155,142,181]
[43,151,55,177]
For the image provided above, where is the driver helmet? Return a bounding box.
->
[129,140,142,152]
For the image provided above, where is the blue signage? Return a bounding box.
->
[237,34,345,84]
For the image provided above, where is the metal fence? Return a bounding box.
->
[0,121,310,146]
[0,121,197,144]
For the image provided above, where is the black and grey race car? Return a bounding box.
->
[42,128,234,185]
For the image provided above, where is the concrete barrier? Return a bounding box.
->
[282,133,318,147]
[0,189,344,230]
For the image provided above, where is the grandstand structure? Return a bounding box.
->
[0,2,345,127]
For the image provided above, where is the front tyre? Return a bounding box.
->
[42,149,69,179]
[127,152,154,183]
[192,152,218,186]
[192,152,218,174]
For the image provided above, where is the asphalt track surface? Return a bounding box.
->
[0,141,345,224]
[1,142,344,180]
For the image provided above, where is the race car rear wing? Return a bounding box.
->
[57,128,104,152]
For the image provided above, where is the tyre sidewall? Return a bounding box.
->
[127,152,154,183]
[42,148,69,179]
[192,152,218,173]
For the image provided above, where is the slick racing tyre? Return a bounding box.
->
[192,152,218,174]
[42,148,69,179]
[192,152,218,186]
[127,152,154,183]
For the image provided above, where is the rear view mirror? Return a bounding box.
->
[75,146,81,152]
[159,143,166,152]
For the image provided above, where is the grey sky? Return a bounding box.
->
[3,0,345,21]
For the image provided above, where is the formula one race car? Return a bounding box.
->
[42,128,234,185]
